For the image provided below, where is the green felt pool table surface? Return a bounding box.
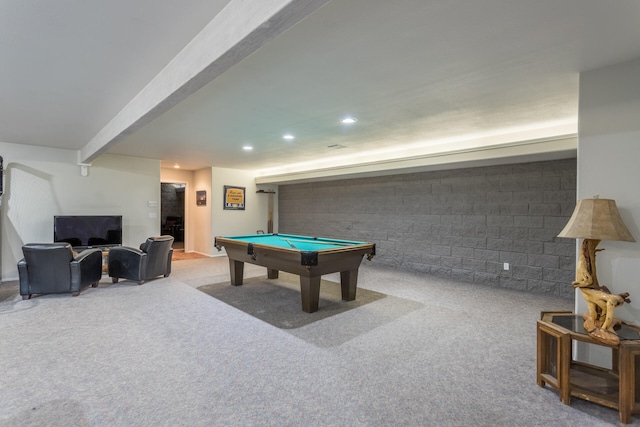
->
[218,233,369,251]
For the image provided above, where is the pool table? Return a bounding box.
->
[214,233,376,313]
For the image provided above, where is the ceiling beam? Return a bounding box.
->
[79,0,329,164]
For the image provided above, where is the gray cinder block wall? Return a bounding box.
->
[278,158,577,298]
[161,183,185,223]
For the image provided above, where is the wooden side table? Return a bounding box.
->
[101,248,110,274]
[537,311,640,424]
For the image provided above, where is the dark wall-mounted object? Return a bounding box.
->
[196,190,206,206]
[53,215,123,249]
[223,185,245,210]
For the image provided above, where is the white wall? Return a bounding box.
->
[576,57,640,366]
[210,167,277,256]
[170,166,276,256]
[577,57,640,327]
[192,168,213,255]
[0,143,160,280]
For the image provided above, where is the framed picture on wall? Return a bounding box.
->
[196,190,206,206]
[223,185,245,210]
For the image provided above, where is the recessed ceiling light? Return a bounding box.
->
[242,145,253,151]
[173,164,180,169]
[340,116,357,124]
[283,134,295,140]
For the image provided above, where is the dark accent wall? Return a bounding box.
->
[278,158,577,298]
[160,183,185,223]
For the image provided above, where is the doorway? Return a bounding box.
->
[160,183,185,251]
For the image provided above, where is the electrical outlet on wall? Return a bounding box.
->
[503,262,510,271]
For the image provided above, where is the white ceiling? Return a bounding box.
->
[3,0,640,174]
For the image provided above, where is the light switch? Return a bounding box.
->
[147,201,158,207]
[149,212,158,219]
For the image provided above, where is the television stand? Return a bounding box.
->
[73,247,115,274]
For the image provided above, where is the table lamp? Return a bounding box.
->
[558,197,635,345]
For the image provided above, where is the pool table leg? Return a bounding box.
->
[300,276,321,313]
[229,259,244,286]
[267,268,279,279]
[340,268,359,301]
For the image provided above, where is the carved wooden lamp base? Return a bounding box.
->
[576,251,630,346]
[583,314,622,345]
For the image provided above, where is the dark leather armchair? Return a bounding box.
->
[18,243,103,299]
[108,236,174,285]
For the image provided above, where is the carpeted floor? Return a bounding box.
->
[197,273,390,329]
[0,281,18,303]
[0,257,634,426]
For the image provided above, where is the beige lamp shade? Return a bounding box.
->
[558,198,635,242]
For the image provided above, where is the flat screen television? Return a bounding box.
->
[54,215,122,248]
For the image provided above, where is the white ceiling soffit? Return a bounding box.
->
[254,136,577,184]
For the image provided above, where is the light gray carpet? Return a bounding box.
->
[0,258,635,426]
[0,281,18,303]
